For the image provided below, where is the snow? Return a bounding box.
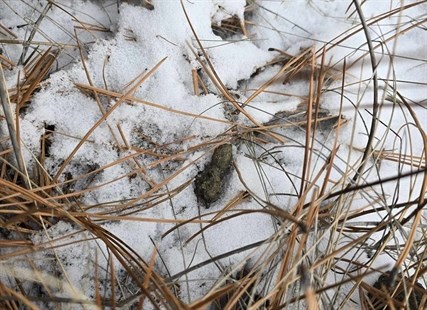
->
[1,0,426,308]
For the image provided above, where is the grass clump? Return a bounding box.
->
[0,0,426,309]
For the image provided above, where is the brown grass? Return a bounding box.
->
[0,0,426,309]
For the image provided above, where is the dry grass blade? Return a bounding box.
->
[396,91,427,206]
[1,0,425,308]
[243,48,313,107]
[373,150,426,169]
[0,281,39,310]
[0,177,82,227]
[299,48,315,195]
[75,83,231,125]
[18,2,53,65]
[74,27,122,149]
[0,22,17,39]
[392,91,427,275]
[181,0,264,128]
[10,48,59,110]
[53,57,167,183]
[0,54,15,70]
[318,1,422,59]
[0,64,29,189]
[350,0,379,185]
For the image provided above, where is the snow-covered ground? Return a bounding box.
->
[0,0,426,308]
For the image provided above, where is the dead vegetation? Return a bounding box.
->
[0,0,426,309]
